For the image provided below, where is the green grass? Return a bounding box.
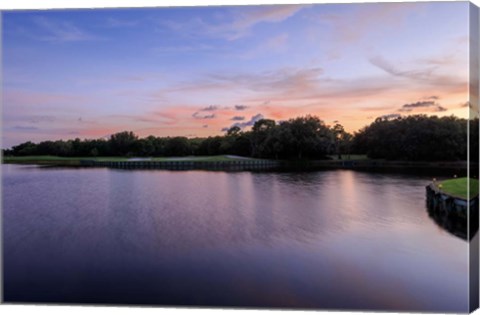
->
[91,157,129,162]
[2,155,82,166]
[3,155,79,161]
[437,177,479,200]
[2,155,129,162]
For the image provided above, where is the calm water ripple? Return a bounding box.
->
[2,164,469,311]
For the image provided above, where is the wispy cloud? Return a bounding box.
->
[312,3,424,45]
[369,55,468,94]
[209,67,324,93]
[151,43,215,55]
[104,17,139,28]
[229,5,307,39]
[359,106,396,112]
[34,16,100,42]
[159,4,307,40]
[417,54,457,66]
[23,115,56,124]
[3,89,92,115]
[369,55,435,80]
[10,125,40,131]
[240,33,289,59]
[230,116,245,121]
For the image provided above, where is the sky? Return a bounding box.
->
[1,2,473,148]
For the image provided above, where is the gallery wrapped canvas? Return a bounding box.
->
[1,1,479,313]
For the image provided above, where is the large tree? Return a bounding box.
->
[280,116,334,159]
[109,131,138,156]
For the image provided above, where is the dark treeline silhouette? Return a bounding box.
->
[2,115,477,161]
[352,115,477,161]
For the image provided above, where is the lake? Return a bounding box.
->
[2,164,469,312]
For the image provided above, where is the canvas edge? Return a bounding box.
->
[469,1,480,313]
[0,9,4,305]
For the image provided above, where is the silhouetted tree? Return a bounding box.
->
[251,119,276,157]
[109,131,138,156]
[352,115,468,161]
[164,137,191,156]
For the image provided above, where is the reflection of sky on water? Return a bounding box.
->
[2,165,468,311]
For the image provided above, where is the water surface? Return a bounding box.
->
[2,165,469,311]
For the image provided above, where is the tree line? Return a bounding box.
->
[352,115,477,161]
[2,114,477,161]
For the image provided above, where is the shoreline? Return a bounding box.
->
[1,156,473,170]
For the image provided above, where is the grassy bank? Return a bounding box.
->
[2,155,129,166]
[437,178,479,200]
[2,155,84,166]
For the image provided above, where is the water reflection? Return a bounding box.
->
[2,164,469,312]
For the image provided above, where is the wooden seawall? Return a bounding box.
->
[80,159,282,170]
[425,183,479,239]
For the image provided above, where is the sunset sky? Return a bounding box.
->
[2,2,472,148]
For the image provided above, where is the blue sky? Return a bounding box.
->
[2,2,472,147]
